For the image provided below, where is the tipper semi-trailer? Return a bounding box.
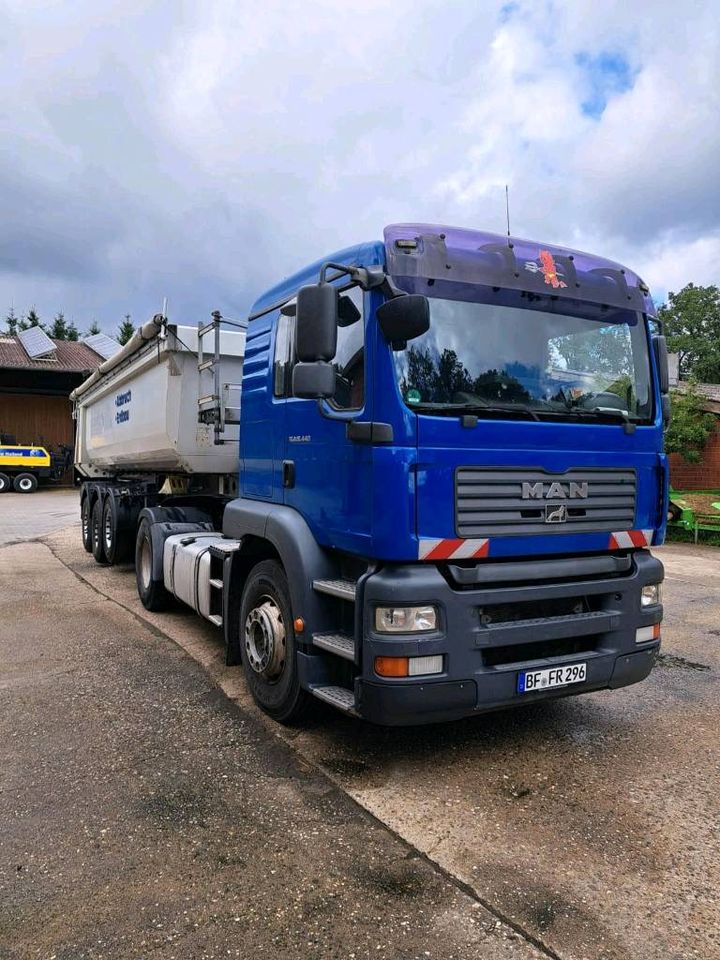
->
[72,223,669,725]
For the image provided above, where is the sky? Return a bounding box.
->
[0,0,718,336]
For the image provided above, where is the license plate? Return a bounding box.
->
[517,662,587,694]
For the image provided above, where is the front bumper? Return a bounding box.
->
[356,550,663,725]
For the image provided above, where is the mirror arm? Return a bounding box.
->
[317,261,406,298]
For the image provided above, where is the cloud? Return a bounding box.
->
[0,0,717,332]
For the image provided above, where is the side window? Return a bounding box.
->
[273,308,295,397]
[331,286,365,410]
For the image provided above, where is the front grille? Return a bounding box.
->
[456,467,636,537]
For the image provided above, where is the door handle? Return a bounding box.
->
[346,421,394,443]
[282,460,296,488]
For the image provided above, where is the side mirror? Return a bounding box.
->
[376,295,430,349]
[652,334,669,394]
[292,361,335,399]
[296,283,338,362]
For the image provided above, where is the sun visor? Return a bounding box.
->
[384,223,654,314]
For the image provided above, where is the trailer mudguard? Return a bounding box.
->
[222,498,340,634]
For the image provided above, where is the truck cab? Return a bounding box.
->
[74,222,667,726]
[221,223,667,723]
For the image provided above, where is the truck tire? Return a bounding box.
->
[91,498,109,564]
[80,494,93,552]
[135,517,170,611]
[13,473,38,493]
[0,472,11,493]
[102,496,133,565]
[239,559,310,724]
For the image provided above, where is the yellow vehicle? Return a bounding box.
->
[0,444,71,493]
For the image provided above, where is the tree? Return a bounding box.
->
[659,284,720,382]
[4,307,18,336]
[664,385,717,464]
[50,311,68,340]
[19,308,43,331]
[117,314,135,345]
[66,319,79,341]
[86,320,101,336]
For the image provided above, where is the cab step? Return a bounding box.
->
[312,578,356,601]
[312,631,355,661]
[207,614,223,627]
[311,685,357,714]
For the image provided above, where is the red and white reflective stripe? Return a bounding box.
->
[418,538,490,561]
[609,529,653,549]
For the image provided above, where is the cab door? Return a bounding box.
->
[282,286,374,556]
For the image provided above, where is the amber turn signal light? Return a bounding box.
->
[374,656,409,678]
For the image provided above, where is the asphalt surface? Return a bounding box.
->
[2,491,719,960]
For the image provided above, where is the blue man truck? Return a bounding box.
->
[72,223,668,725]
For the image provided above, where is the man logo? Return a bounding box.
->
[545,504,568,523]
[522,481,588,500]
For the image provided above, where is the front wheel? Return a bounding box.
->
[239,560,310,724]
[13,473,38,493]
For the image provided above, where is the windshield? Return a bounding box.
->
[391,287,653,422]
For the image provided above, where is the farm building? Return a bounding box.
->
[0,330,118,481]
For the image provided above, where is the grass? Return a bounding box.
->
[664,525,720,547]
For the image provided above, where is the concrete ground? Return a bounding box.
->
[0,538,542,960]
[0,487,79,546]
[2,491,719,959]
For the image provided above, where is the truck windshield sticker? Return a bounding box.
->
[524,250,568,289]
[406,388,421,405]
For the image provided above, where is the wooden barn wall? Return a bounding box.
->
[0,393,74,449]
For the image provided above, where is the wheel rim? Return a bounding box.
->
[244,595,286,681]
[18,477,33,492]
[104,509,113,551]
[82,503,89,540]
[139,538,152,589]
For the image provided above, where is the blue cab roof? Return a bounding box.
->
[249,240,386,318]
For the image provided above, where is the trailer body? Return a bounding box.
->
[74,223,668,726]
[74,325,244,478]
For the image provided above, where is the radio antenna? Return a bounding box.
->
[505,184,512,242]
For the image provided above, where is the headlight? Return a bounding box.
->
[374,605,437,633]
[641,583,662,606]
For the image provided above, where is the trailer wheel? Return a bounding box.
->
[102,496,134,565]
[13,473,38,494]
[0,472,11,493]
[80,494,93,552]
[239,560,310,724]
[91,498,109,564]
[135,517,170,611]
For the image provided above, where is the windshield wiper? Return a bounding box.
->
[565,406,640,433]
[413,402,540,421]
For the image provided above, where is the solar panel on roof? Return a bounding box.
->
[82,332,122,360]
[18,326,57,359]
